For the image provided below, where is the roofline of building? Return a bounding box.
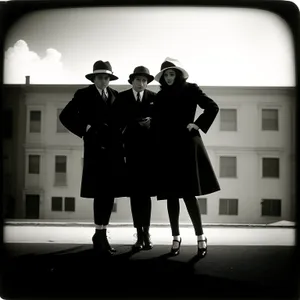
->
[2,84,296,96]
[2,83,295,90]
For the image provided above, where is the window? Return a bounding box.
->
[28,155,40,174]
[112,203,117,212]
[262,158,279,178]
[52,197,76,212]
[220,156,237,178]
[197,198,207,215]
[3,109,13,139]
[29,110,41,133]
[55,155,67,186]
[65,197,75,212]
[262,109,278,131]
[219,198,238,215]
[261,199,281,216]
[220,109,237,131]
[57,109,68,133]
[52,197,63,211]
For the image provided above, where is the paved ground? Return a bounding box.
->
[1,243,297,299]
[1,225,298,299]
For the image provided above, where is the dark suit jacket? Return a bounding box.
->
[59,84,127,198]
[113,88,156,196]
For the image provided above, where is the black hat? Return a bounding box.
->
[128,66,154,84]
[85,60,118,81]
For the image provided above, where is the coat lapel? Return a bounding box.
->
[142,90,149,103]
[123,89,136,106]
[107,86,117,105]
[90,84,104,104]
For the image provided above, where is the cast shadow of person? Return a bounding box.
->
[5,246,269,298]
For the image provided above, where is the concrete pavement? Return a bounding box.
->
[2,223,297,299]
[2,242,297,299]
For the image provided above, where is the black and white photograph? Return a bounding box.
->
[0,1,299,299]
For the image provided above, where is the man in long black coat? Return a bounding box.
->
[59,60,127,256]
[113,66,156,251]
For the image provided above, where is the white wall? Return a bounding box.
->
[6,84,294,223]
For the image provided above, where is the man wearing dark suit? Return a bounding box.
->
[113,66,156,251]
[59,60,126,256]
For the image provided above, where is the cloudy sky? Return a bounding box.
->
[3,4,297,86]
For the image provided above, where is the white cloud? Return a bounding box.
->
[4,40,84,84]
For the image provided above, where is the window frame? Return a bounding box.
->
[219,198,239,215]
[220,108,238,131]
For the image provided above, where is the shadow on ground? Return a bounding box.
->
[1,244,297,299]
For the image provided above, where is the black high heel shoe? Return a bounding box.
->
[170,238,182,256]
[197,237,207,258]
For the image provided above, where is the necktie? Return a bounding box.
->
[102,90,107,101]
[102,90,110,106]
[137,92,141,103]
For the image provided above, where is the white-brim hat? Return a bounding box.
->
[154,57,189,82]
[85,60,118,82]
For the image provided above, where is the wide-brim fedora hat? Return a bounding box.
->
[154,57,189,82]
[128,66,154,84]
[85,60,118,81]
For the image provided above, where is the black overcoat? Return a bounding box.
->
[151,82,221,200]
[113,89,157,196]
[59,84,127,198]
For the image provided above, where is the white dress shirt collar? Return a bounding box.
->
[132,89,144,101]
[96,86,108,97]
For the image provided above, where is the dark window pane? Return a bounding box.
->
[219,198,238,215]
[228,199,238,215]
[30,111,41,121]
[30,111,41,133]
[262,109,278,130]
[263,158,279,178]
[262,199,281,216]
[220,109,237,131]
[55,156,67,173]
[220,156,237,177]
[219,199,228,215]
[65,197,75,212]
[29,155,40,174]
[52,197,63,211]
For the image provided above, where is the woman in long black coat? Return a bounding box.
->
[152,58,221,258]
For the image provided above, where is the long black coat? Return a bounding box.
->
[59,84,127,198]
[113,89,157,196]
[152,82,221,200]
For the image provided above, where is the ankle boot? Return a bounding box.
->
[92,230,112,256]
[132,227,144,251]
[143,226,153,250]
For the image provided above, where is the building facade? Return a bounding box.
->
[2,83,296,224]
